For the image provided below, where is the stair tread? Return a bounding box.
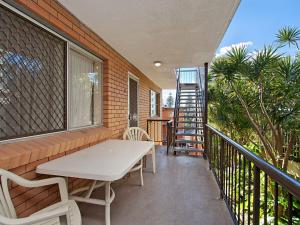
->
[178,110,198,112]
[176,127,203,130]
[179,92,199,96]
[177,121,202,123]
[175,139,204,144]
[178,116,202,118]
[174,147,204,152]
[176,132,203,136]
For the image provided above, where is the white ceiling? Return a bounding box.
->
[58,0,240,88]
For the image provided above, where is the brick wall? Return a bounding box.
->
[0,0,161,217]
[2,127,113,217]
[15,0,161,137]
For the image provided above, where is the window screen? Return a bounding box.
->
[0,5,66,141]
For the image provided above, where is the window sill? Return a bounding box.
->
[0,127,113,170]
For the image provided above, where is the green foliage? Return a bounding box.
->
[276,26,300,49]
[166,92,174,108]
[209,26,300,225]
[209,26,300,166]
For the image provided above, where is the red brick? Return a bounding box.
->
[2,0,162,216]
[38,0,57,17]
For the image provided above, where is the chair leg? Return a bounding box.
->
[152,147,156,174]
[143,155,147,168]
[140,159,144,186]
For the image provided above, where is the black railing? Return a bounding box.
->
[172,69,181,147]
[207,125,300,225]
[147,119,173,153]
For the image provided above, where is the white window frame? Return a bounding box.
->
[0,1,104,143]
[67,43,104,130]
[150,90,158,118]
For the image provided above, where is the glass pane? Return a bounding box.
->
[151,90,157,117]
[93,62,102,125]
[69,49,102,128]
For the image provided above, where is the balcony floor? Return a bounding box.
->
[79,146,233,225]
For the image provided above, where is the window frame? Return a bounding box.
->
[149,90,160,118]
[67,43,104,131]
[0,1,104,143]
[127,72,140,127]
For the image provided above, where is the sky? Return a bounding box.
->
[163,0,300,105]
[216,0,300,57]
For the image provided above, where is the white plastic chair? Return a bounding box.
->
[123,127,156,186]
[0,169,81,225]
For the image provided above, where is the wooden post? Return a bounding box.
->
[203,62,209,159]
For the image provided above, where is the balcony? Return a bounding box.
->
[0,1,299,225]
[79,146,233,225]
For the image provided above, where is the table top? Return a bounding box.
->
[36,139,154,181]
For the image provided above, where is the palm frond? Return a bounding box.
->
[276,26,300,49]
[251,45,281,77]
[277,56,300,81]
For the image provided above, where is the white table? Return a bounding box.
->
[36,139,154,225]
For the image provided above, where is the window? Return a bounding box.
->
[69,49,102,129]
[150,90,160,117]
[0,5,66,141]
[0,4,103,141]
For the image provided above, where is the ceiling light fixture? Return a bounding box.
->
[153,61,162,67]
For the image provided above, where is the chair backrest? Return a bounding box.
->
[0,169,17,219]
[123,127,151,141]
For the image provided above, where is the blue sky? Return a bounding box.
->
[163,0,300,104]
[216,0,300,56]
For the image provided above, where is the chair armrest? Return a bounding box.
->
[0,206,68,225]
[1,170,68,201]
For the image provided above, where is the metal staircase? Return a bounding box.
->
[173,68,205,156]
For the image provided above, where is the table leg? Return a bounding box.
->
[105,181,111,225]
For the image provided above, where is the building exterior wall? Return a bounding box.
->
[0,0,161,217]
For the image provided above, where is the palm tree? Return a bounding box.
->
[276,26,300,49]
[211,41,299,170]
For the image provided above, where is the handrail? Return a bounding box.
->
[172,69,181,147]
[207,125,300,200]
[207,124,300,224]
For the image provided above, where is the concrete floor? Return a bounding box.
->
[79,146,233,225]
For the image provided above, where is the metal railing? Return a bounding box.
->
[147,119,173,153]
[177,68,197,84]
[207,125,300,225]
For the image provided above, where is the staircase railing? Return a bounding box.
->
[172,67,206,154]
[172,69,181,148]
[178,69,198,84]
[197,68,205,116]
[207,124,300,225]
[195,68,204,143]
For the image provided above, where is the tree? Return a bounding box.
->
[166,92,174,108]
[210,27,300,171]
